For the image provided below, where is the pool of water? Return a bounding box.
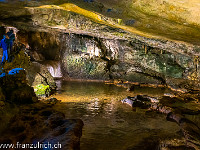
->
[53,80,181,150]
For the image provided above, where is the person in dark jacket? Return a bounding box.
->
[6,29,15,59]
[0,35,8,64]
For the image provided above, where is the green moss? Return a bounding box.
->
[81,47,87,52]
[113,32,124,37]
[66,55,96,75]
[127,50,184,78]
[117,19,123,25]
[34,84,51,97]
[64,55,108,79]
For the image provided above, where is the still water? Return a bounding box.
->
[54,81,181,150]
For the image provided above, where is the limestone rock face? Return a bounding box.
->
[26,62,56,91]
[60,34,109,80]
[59,33,199,90]
[0,103,84,150]
[1,0,200,91]
[1,48,56,96]
[12,29,199,91]
[0,70,38,104]
[120,0,200,25]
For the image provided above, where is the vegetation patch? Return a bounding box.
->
[34,84,51,97]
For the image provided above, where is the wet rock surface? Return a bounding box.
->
[0,64,83,150]
[0,102,84,150]
[43,97,61,105]
[0,48,57,98]
[0,69,38,104]
[27,62,56,91]
[121,94,200,150]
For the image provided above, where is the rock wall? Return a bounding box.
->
[0,46,57,96]
[17,30,60,60]
[1,0,199,91]
[26,62,57,90]
[100,0,200,26]
[58,32,200,91]
[14,29,200,91]
[60,34,109,80]
[0,69,38,104]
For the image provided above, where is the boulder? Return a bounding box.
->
[0,103,84,150]
[42,112,84,149]
[121,95,200,149]
[26,62,56,91]
[9,84,38,104]
[43,97,61,105]
[0,69,38,104]
[121,95,152,108]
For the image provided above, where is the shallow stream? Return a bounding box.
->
[53,80,182,150]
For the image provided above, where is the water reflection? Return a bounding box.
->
[54,81,181,150]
